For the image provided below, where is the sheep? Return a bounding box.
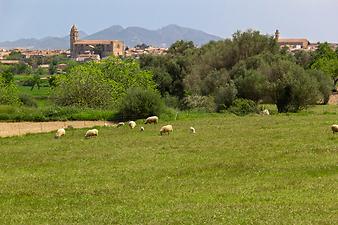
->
[104,122,109,127]
[140,126,145,132]
[190,127,196,134]
[85,129,98,138]
[160,125,173,136]
[55,128,66,138]
[128,121,137,129]
[117,122,125,127]
[261,109,270,116]
[145,116,158,124]
[331,124,338,134]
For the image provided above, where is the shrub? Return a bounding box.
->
[214,81,237,112]
[0,77,19,105]
[181,95,216,112]
[19,94,38,108]
[228,98,258,116]
[118,88,165,120]
[53,65,114,108]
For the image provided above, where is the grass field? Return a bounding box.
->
[0,106,337,224]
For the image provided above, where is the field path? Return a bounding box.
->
[0,121,114,137]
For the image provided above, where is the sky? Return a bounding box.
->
[0,0,337,43]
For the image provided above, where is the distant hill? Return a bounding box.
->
[0,25,222,49]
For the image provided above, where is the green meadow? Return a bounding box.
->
[0,106,337,224]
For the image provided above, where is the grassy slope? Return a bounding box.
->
[0,109,337,224]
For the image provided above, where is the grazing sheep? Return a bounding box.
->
[261,109,270,116]
[55,128,65,138]
[128,121,137,129]
[117,122,125,127]
[85,129,98,138]
[140,126,145,132]
[190,127,196,134]
[160,125,173,136]
[331,124,338,134]
[145,116,158,124]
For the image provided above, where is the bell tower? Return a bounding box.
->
[70,25,79,58]
[275,29,280,40]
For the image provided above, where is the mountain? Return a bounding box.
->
[0,25,222,49]
[86,24,222,47]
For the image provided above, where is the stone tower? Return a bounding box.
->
[275,29,280,40]
[70,25,79,58]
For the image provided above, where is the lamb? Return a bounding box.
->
[117,122,125,127]
[128,121,137,129]
[55,128,66,138]
[190,127,196,134]
[145,116,158,124]
[140,126,145,132]
[331,124,338,134]
[160,125,173,136]
[261,109,270,116]
[85,129,98,138]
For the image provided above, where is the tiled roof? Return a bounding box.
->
[278,38,309,44]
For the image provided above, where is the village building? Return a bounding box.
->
[70,25,125,60]
[275,30,310,50]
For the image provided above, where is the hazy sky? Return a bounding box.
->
[0,0,337,42]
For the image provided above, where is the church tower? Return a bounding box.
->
[70,25,79,58]
[274,29,280,40]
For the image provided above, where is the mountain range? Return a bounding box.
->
[0,25,222,50]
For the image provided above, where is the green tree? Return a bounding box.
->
[310,43,338,87]
[0,77,19,105]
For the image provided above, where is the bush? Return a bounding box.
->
[181,95,216,112]
[118,88,165,120]
[214,81,237,112]
[228,98,258,116]
[19,94,38,108]
[0,77,19,105]
[53,65,114,108]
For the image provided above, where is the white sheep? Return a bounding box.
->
[104,122,109,127]
[190,127,196,134]
[117,122,125,127]
[331,124,338,134]
[140,126,145,132]
[128,121,137,129]
[160,125,173,136]
[85,129,98,138]
[55,128,65,138]
[261,109,270,116]
[145,116,158,124]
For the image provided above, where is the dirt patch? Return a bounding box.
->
[328,93,338,105]
[0,121,114,137]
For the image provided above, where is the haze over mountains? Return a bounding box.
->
[0,25,222,50]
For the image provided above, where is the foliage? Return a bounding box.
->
[0,77,19,105]
[19,93,38,108]
[269,60,320,112]
[181,95,216,112]
[53,57,156,109]
[53,63,114,109]
[228,98,258,116]
[310,43,338,86]
[118,87,164,120]
[140,40,196,99]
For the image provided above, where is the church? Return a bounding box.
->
[70,25,125,59]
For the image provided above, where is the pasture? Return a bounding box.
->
[0,107,337,224]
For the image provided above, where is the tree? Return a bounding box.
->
[310,43,338,88]
[53,57,156,109]
[0,77,19,105]
[269,60,320,112]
